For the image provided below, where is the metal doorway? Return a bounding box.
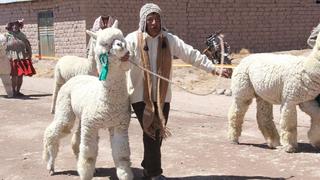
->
[38,10,55,58]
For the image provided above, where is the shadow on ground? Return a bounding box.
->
[0,93,52,100]
[239,142,320,153]
[53,167,140,179]
[52,167,292,180]
[166,175,293,180]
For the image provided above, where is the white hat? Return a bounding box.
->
[139,3,162,32]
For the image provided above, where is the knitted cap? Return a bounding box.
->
[139,3,162,32]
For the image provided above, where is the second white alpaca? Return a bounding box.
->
[50,54,98,113]
[43,25,133,180]
[0,34,13,98]
[228,32,320,153]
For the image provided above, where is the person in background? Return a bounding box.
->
[122,3,231,180]
[87,15,115,56]
[91,15,114,32]
[5,19,36,97]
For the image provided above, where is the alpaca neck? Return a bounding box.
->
[310,44,320,61]
[304,46,320,84]
[101,67,127,87]
[307,43,320,66]
[88,41,98,70]
[100,68,128,101]
[88,55,97,70]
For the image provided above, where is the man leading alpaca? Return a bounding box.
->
[121,3,231,180]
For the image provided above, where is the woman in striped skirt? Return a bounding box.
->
[5,19,36,97]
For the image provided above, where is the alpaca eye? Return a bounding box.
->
[116,42,123,48]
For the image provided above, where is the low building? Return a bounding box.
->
[0,0,319,59]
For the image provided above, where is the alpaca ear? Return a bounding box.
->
[112,20,118,28]
[86,30,97,39]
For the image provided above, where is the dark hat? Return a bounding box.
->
[5,19,24,31]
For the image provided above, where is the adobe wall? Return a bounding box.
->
[0,0,320,58]
[83,0,320,53]
[104,0,320,53]
[0,0,87,58]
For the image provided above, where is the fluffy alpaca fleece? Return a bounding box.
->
[228,32,320,153]
[50,30,100,114]
[0,34,13,98]
[43,25,133,180]
[50,20,119,114]
[50,54,98,113]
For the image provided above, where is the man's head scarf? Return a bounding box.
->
[139,3,163,32]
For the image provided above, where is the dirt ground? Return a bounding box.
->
[1,49,320,180]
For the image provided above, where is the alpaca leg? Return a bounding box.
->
[0,74,13,97]
[43,108,76,174]
[71,121,81,159]
[228,98,253,144]
[50,74,64,114]
[300,100,320,148]
[308,117,320,148]
[256,97,280,148]
[77,124,99,180]
[308,117,320,149]
[109,126,133,180]
[279,103,298,153]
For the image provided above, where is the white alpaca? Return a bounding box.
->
[50,54,98,113]
[228,32,320,153]
[0,34,13,98]
[50,20,118,114]
[43,25,133,180]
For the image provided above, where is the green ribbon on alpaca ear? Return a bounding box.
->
[99,53,109,81]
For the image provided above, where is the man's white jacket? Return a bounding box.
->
[125,30,215,104]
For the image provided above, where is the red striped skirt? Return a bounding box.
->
[10,59,36,76]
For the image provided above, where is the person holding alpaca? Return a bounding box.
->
[122,3,231,180]
[5,19,36,97]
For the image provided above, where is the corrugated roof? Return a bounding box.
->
[0,0,33,4]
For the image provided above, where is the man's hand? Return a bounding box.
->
[212,68,232,78]
[120,52,130,62]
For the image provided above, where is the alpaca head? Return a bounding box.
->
[86,20,128,64]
